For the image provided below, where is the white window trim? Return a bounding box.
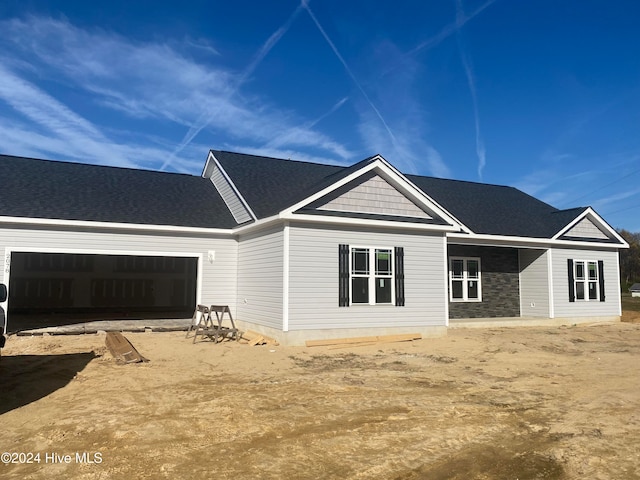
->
[573,259,600,302]
[349,246,395,306]
[449,256,482,302]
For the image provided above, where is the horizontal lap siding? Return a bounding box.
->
[519,249,550,318]
[552,248,620,317]
[237,227,283,329]
[288,224,447,330]
[0,225,237,314]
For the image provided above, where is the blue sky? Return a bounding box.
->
[0,1,639,231]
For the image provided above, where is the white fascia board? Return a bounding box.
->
[280,154,466,231]
[0,215,234,236]
[201,151,216,178]
[233,210,458,235]
[205,150,257,221]
[280,212,459,232]
[448,232,628,250]
[552,207,629,246]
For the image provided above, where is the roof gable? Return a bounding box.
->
[554,208,626,245]
[316,173,433,219]
[282,156,458,229]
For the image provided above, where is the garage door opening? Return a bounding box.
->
[7,252,197,332]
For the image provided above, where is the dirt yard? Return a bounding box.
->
[1,318,640,479]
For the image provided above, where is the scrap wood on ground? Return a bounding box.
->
[240,330,280,346]
[105,331,149,363]
[305,333,422,349]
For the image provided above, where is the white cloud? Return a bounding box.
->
[0,15,352,172]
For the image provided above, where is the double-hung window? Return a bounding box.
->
[338,244,404,306]
[569,259,605,302]
[449,257,481,302]
[351,247,393,305]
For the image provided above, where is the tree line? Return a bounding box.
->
[619,229,640,291]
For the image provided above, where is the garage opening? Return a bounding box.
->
[7,252,197,332]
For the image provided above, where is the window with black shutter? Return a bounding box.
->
[568,258,605,302]
[338,244,405,307]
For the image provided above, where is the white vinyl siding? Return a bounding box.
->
[552,248,620,318]
[0,225,237,314]
[210,164,252,224]
[288,223,447,330]
[519,249,550,317]
[236,226,284,329]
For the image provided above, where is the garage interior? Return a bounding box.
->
[7,252,197,332]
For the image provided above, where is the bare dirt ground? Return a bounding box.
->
[2,318,640,479]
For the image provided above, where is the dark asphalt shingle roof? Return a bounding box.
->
[212,150,593,239]
[406,175,589,238]
[210,150,349,219]
[0,154,237,229]
[0,151,599,239]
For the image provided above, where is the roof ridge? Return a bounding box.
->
[406,172,519,190]
[0,153,200,178]
[211,149,350,169]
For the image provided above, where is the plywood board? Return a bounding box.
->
[105,332,149,364]
[306,333,422,348]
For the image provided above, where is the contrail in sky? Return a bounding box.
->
[262,96,349,151]
[456,0,486,180]
[302,0,398,145]
[161,3,304,170]
[381,0,496,78]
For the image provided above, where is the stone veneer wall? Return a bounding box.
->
[448,245,520,319]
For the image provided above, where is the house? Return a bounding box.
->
[630,284,640,298]
[0,150,629,345]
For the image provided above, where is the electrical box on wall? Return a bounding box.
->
[208,251,215,263]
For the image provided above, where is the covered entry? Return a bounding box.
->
[7,252,198,332]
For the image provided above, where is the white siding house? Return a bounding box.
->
[0,150,629,346]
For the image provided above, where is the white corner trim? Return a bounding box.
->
[614,250,622,316]
[282,222,290,332]
[547,249,555,318]
[443,235,450,327]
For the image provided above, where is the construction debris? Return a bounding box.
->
[305,333,422,349]
[105,332,149,364]
[240,330,279,346]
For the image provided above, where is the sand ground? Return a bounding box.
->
[1,312,640,479]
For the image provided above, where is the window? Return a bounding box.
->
[449,257,481,302]
[350,247,393,305]
[338,245,404,306]
[568,259,605,302]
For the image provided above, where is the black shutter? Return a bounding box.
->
[598,260,606,302]
[338,244,349,307]
[568,259,575,302]
[395,247,405,306]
